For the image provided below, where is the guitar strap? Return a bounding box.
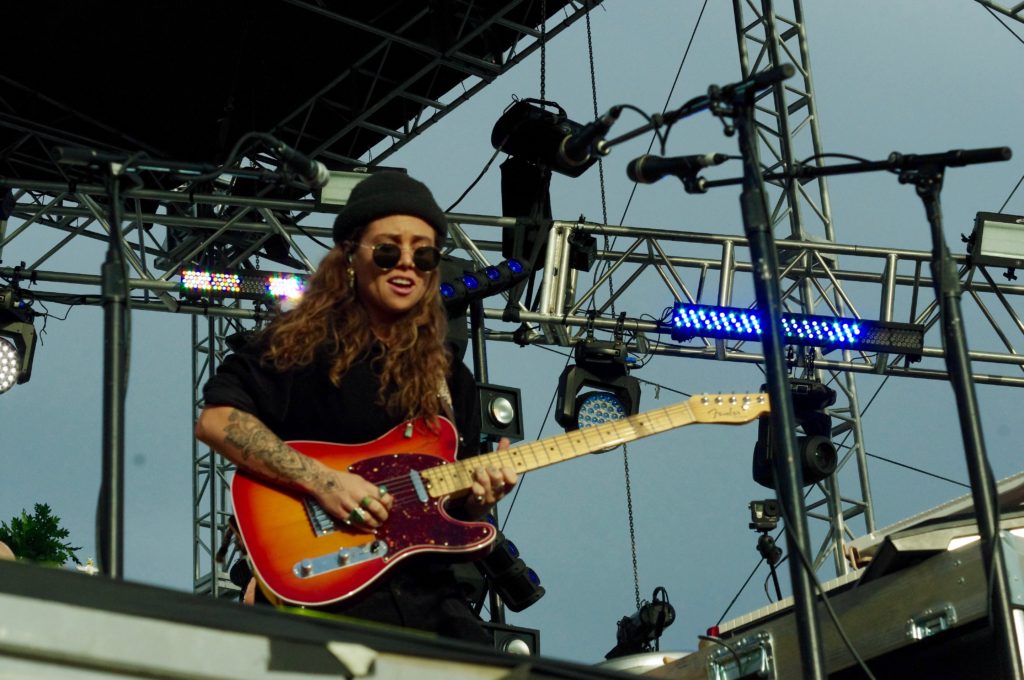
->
[438,378,455,423]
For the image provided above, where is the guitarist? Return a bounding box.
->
[195,171,518,643]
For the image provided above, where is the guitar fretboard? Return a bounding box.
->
[420,399,702,497]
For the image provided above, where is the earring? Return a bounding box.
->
[347,266,355,288]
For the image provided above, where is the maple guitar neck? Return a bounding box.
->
[420,392,769,498]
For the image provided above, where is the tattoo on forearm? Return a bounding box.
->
[223,410,321,488]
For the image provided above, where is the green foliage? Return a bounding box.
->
[0,503,82,565]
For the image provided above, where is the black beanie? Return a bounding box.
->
[332,171,448,246]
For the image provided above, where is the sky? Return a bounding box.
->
[3,0,1024,667]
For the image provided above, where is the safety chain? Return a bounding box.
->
[583,2,636,609]
[623,442,641,611]
[539,0,547,100]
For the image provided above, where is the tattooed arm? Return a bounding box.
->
[195,406,391,527]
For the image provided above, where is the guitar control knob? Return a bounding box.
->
[338,551,350,565]
[300,560,313,577]
[371,540,384,553]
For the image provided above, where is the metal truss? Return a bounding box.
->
[4,179,1024,588]
[976,1,1024,24]
[192,314,243,599]
[277,0,603,166]
[731,0,867,574]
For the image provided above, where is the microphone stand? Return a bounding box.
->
[96,160,130,580]
[892,150,1020,680]
[722,77,828,680]
[603,65,828,679]
[697,146,1020,677]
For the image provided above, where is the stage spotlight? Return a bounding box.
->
[0,304,38,393]
[491,99,600,178]
[555,341,641,433]
[752,378,838,489]
[668,303,924,358]
[968,211,1024,279]
[493,99,611,268]
[606,587,676,659]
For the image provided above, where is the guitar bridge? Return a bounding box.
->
[301,497,337,536]
[293,540,389,579]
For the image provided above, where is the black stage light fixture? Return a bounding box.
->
[555,340,641,433]
[439,254,474,362]
[439,259,529,313]
[568,229,598,272]
[491,99,601,179]
[493,99,611,268]
[477,382,525,443]
[476,519,545,613]
[0,301,37,394]
[605,587,676,660]
[752,378,838,489]
[968,211,1024,279]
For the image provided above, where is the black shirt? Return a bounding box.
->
[203,340,481,456]
[202,337,490,643]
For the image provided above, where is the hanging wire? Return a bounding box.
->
[585,11,609,228]
[616,0,709,227]
[997,173,1024,213]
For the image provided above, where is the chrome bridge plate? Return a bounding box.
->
[293,540,388,579]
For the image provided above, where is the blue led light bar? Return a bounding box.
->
[668,303,924,356]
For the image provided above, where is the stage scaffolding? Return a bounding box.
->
[1,0,1023,601]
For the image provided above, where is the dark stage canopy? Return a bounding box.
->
[0,0,595,181]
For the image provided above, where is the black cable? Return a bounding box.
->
[772,493,879,680]
[997,173,1024,213]
[616,0,709,227]
[697,635,745,676]
[714,556,766,625]
[864,451,970,488]
[292,222,333,251]
[445,145,505,214]
[797,151,877,167]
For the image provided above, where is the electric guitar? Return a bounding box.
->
[232,392,770,606]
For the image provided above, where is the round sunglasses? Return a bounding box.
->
[357,242,442,272]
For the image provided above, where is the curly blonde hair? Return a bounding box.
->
[263,245,450,422]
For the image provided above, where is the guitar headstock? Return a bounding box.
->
[687,393,769,424]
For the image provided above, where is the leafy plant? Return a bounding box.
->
[0,503,82,565]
